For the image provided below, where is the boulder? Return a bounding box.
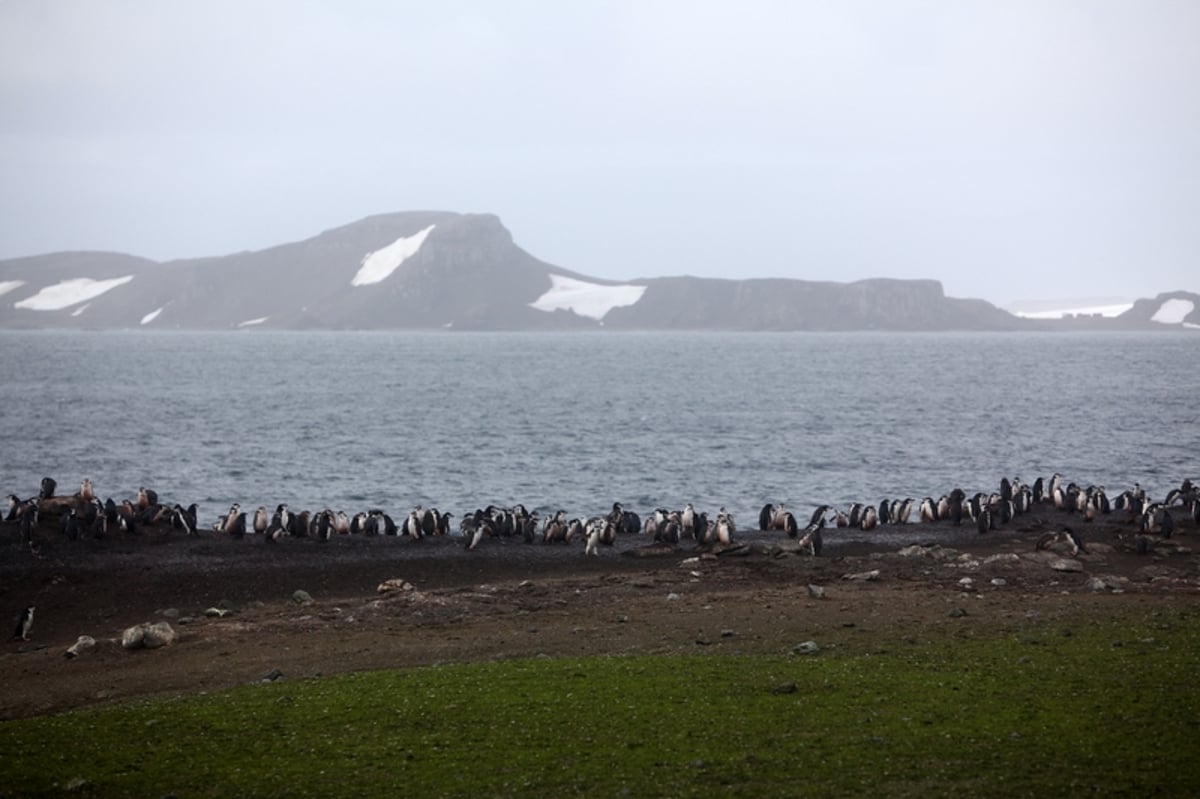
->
[377,579,415,594]
[64,635,96,659]
[292,590,314,605]
[121,621,176,650]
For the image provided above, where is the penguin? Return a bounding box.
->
[976,506,991,534]
[714,511,734,545]
[877,500,891,526]
[61,506,81,541]
[680,503,696,540]
[585,518,602,556]
[806,505,830,531]
[860,505,878,531]
[404,510,423,539]
[314,510,332,541]
[5,495,20,522]
[253,506,269,536]
[438,511,455,537]
[420,507,439,537]
[227,511,247,539]
[894,498,914,525]
[621,509,640,536]
[1032,477,1046,504]
[948,488,966,526]
[759,503,775,532]
[79,478,95,502]
[39,477,56,500]
[601,517,619,546]
[19,503,38,547]
[798,526,823,556]
[11,607,34,642]
[847,503,864,529]
[1037,525,1087,557]
[172,503,198,537]
[543,510,568,543]
[1049,473,1063,502]
[1000,477,1013,502]
[565,518,585,544]
[919,497,937,523]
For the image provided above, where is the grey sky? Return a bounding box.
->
[2,0,1197,306]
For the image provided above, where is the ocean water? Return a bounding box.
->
[0,330,1195,530]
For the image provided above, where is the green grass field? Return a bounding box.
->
[2,609,1197,798]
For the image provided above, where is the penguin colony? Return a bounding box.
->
[3,474,1197,558]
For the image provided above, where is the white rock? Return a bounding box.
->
[377,579,415,594]
[121,621,177,650]
[64,635,96,659]
[842,569,880,582]
[142,621,176,649]
[807,584,825,599]
[794,641,820,655]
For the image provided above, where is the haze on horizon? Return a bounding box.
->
[1,0,1197,308]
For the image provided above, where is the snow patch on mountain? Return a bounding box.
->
[0,280,25,298]
[351,225,436,287]
[1009,301,1133,319]
[14,276,135,311]
[530,274,647,321]
[1150,298,1194,325]
[238,317,268,328]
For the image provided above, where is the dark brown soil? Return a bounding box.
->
[2,507,1197,720]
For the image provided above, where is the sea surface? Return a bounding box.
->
[0,330,1195,532]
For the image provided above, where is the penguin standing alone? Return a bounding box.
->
[11,607,34,641]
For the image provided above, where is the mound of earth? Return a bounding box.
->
[2,508,1197,720]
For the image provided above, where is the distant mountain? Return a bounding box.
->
[0,212,1192,332]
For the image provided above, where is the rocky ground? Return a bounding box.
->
[2,507,1198,721]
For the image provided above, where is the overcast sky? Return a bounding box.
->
[2,1,1197,306]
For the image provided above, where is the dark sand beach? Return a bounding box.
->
[2,504,1197,720]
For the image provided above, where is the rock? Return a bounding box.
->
[982,553,1021,565]
[121,624,146,650]
[377,579,415,594]
[842,569,880,582]
[990,578,1008,587]
[1087,574,1124,592]
[772,682,798,694]
[292,590,314,605]
[1048,558,1084,573]
[263,668,284,682]
[948,608,968,618]
[159,608,180,619]
[959,577,975,587]
[721,628,735,637]
[64,635,96,659]
[666,592,681,601]
[142,621,176,649]
[121,621,176,650]
[793,641,820,655]
[807,584,825,600]
[897,544,956,560]
[204,607,232,618]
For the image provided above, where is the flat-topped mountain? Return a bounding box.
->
[0,212,1192,331]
